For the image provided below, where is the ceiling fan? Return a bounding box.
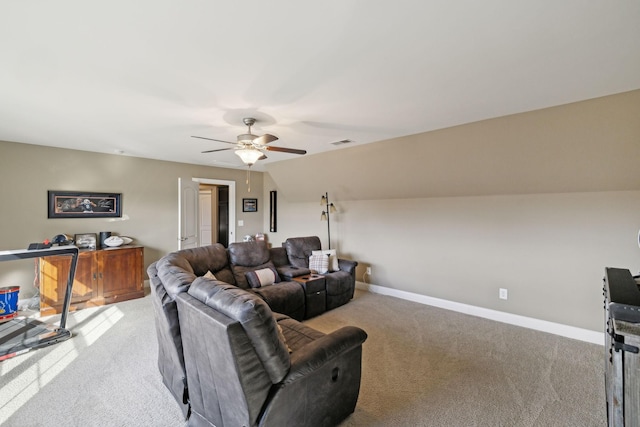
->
[192,117,307,166]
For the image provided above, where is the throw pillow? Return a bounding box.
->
[245,267,280,288]
[203,270,217,280]
[309,254,329,274]
[312,249,339,272]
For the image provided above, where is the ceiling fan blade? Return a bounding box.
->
[201,148,233,153]
[265,146,307,155]
[191,135,237,145]
[252,133,278,145]
[258,154,267,160]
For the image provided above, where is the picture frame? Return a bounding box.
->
[48,191,122,218]
[243,198,258,212]
[74,233,97,249]
[269,191,277,232]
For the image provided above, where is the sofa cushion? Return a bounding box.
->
[188,277,291,384]
[156,243,233,299]
[269,246,290,268]
[245,267,281,288]
[229,240,271,267]
[229,241,277,289]
[275,314,325,352]
[252,281,306,321]
[284,236,322,268]
[325,271,353,296]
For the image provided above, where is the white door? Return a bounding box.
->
[178,177,200,249]
[199,190,213,246]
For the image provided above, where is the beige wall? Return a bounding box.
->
[264,90,640,332]
[2,90,639,333]
[266,90,640,201]
[263,186,640,332]
[0,141,265,297]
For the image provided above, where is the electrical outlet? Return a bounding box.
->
[366,266,372,275]
[499,288,508,300]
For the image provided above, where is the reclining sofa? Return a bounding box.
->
[177,278,367,426]
[148,236,363,425]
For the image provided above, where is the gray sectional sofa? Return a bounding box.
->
[147,237,364,426]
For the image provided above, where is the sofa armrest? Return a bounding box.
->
[276,265,311,280]
[259,325,367,426]
[284,326,367,384]
[338,258,358,275]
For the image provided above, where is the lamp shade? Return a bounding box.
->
[235,148,263,165]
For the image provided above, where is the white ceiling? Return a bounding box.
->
[1,1,639,171]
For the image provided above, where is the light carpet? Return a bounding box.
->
[1,289,606,426]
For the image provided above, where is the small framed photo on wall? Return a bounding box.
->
[243,198,257,212]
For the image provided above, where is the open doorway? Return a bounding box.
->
[199,184,229,247]
[179,177,236,249]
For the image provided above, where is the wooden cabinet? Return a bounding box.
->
[39,246,144,316]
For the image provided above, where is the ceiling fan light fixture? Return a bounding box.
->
[194,116,306,165]
[238,133,257,144]
[235,148,263,165]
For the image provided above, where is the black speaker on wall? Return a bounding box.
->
[270,191,277,232]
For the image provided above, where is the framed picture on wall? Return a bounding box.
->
[243,198,257,212]
[269,191,277,232]
[48,191,122,218]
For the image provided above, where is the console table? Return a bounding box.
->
[292,274,326,318]
[39,245,144,316]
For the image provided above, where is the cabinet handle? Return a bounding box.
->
[99,272,103,279]
[93,273,97,280]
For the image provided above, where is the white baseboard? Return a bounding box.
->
[356,282,603,345]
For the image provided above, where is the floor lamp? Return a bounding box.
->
[320,192,336,250]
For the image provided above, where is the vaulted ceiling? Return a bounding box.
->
[1,1,639,171]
